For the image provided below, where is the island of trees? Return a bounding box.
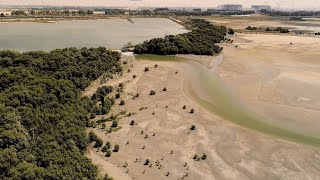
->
[0,47,122,179]
[134,19,230,56]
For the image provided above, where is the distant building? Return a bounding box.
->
[0,10,12,16]
[251,5,272,12]
[220,4,242,11]
[93,11,105,15]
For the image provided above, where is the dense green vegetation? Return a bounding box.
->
[260,10,320,17]
[0,47,121,179]
[246,26,290,33]
[134,19,228,55]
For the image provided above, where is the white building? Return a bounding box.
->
[251,5,272,12]
[220,4,242,11]
[0,10,12,16]
[93,11,105,15]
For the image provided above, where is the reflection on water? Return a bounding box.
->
[0,18,187,52]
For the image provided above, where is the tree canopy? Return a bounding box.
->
[134,19,227,56]
[0,47,121,179]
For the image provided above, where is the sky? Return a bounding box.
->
[0,0,320,10]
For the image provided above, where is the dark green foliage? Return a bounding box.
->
[245,26,258,30]
[113,144,120,152]
[119,100,125,106]
[106,141,111,149]
[0,47,121,179]
[105,150,112,157]
[94,137,103,148]
[115,93,120,99]
[228,28,235,34]
[111,120,118,128]
[134,19,227,56]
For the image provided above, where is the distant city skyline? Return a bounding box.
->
[0,0,320,10]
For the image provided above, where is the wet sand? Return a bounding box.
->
[84,51,320,179]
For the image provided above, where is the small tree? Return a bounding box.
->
[106,141,111,149]
[106,150,112,157]
[102,145,109,152]
[102,123,106,129]
[115,93,120,99]
[133,75,136,78]
[193,154,198,160]
[182,105,186,109]
[190,125,196,130]
[144,159,150,165]
[103,173,109,180]
[190,109,194,113]
[154,64,158,68]
[88,131,98,142]
[162,87,167,91]
[114,144,120,152]
[130,120,135,126]
[149,90,156,96]
[144,67,149,72]
[119,100,125,106]
[94,137,103,148]
[228,28,235,34]
[112,120,118,128]
[201,153,207,160]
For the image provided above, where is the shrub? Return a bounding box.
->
[144,67,149,72]
[201,153,207,160]
[112,120,118,128]
[154,64,158,68]
[265,28,272,31]
[228,28,235,34]
[190,125,196,130]
[115,93,120,99]
[149,90,156,96]
[130,120,135,126]
[193,154,198,160]
[102,123,106,129]
[280,28,289,33]
[102,145,109,152]
[182,105,186,109]
[162,87,167,91]
[106,141,111,149]
[114,144,120,152]
[119,100,125,106]
[88,131,98,142]
[144,159,150,165]
[133,75,136,78]
[94,137,103,148]
[190,109,194,113]
[106,150,112,157]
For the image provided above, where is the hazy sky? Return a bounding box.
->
[0,0,320,10]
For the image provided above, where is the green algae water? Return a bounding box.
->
[137,54,320,148]
[183,60,320,148]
